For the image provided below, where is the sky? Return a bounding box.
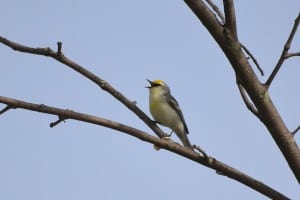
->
[0,1,299,199]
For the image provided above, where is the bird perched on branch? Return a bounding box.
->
[146,79,192,149]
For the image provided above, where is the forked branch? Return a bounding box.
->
[0,36,167,139]
[265,13,300,87]
[184,0,300,184]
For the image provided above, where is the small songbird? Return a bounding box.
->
[146,79,192,149]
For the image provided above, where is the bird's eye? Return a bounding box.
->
[153,83,161,87]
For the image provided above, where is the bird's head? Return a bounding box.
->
[146,79,166,88]
[146,79,170,96]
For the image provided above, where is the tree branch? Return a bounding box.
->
[285,52,300,59]
[265,13,300,87]
[0,35,167,139]
[0,95,164,145]
[291,125,300,136]
[50,115,66,128]
[223,0,238,41]
[184,0,300,183]
[0,105,12,114]
[0,95,290,200]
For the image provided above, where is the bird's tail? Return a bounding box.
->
[177,131,193,149]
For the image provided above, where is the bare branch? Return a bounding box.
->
[0,95,168,148]
[0,95,290,200]
[50,116,66,128]
[223,0,238,41]
[0,105,12,114]
[285,52,300,59]
[241,44,264,76]
[265,13,300,87]
[205,0,225,24]
[0,35,167,139]
[57,41,63,55]
[184,1,300,184]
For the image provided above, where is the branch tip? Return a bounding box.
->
[50,116,66,128]
[265,13,300,87]
[291,126,300,136]
[0,105,11,115]
[57,41,62,55]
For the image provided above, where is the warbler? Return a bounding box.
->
[146,79,192,149]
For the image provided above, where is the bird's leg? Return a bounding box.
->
[193,145,209,160]
[152,120,159,124]
[167,130,173,137]
[161,130,172,140]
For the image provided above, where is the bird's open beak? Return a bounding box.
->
[145,79,153,88]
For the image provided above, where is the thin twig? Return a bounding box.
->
[50,116,66,128]
[285,52,300,59]
[0,105,11,114]
[291,126,300,136]
[205,0,225,24]
[57,41,63,56]
[0,95,290,200]
[265,13,300,87]
[241,44,264,76]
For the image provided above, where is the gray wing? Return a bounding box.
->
[168,95,189,134]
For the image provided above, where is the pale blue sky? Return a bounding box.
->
[0,1,299,199]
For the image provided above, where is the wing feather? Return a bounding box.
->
[168,95,189,134]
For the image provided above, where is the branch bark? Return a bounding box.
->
[223,0,238,41]
[184,0,300,183]
[0,95,290,200]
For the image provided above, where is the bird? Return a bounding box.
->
[146,79,193,149]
